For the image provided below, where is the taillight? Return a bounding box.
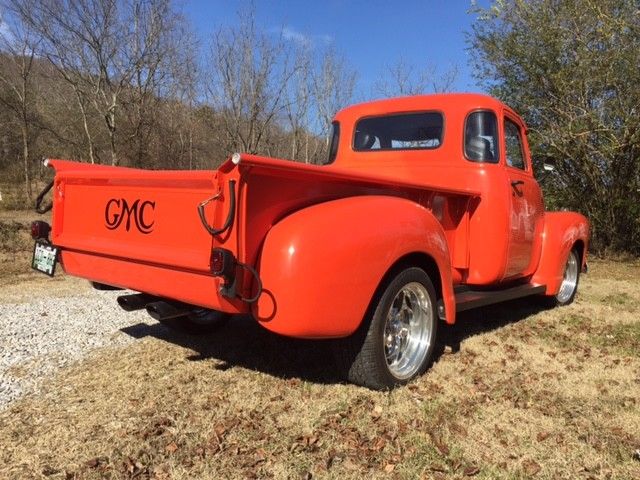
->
[211,248,235,278]
[30,220,51,240]
[211,248,237,298]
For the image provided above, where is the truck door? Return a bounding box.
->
[503,116,544,279]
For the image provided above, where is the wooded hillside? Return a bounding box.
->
[0,1,364,196]
[1,0,638,254]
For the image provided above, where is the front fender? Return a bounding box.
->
[532,211,590,295]
[253,195,454,338]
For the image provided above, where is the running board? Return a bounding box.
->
[438,284,546,320]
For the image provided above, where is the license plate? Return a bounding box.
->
[32,241,58,277]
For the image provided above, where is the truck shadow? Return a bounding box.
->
[439,298,548,354]
[120,315,342,384]
[120,297,549,386]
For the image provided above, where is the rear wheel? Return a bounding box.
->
[336,267,438,390]
[159,308,231,334]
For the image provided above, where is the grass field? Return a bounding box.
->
[0,211,639,479]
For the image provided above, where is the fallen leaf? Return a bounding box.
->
[384,463,395,473]
[536,431,550,442]
[450,423,468,436]
[522,459,541,476]
[464,465,480,476]
[371,405,383,420]
[165,442,178,454]
[429,463,447,472]
[435,439,450,456]
[251,448,267,466]
[372,437,386,451]
[326,451,340,469]
[123,457,135,475]
[42,465,59,476]
[213,423,227,436]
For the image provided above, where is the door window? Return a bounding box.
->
[464,111,499,163]
[504,119,526,170]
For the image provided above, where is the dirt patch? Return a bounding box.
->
[0,261,639,479]
[0,275,89,304]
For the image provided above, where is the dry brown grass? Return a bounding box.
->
[0,208,639,479]
[0,209,53,286]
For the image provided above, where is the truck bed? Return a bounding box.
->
[46,155,481,313]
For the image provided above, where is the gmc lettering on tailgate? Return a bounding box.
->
[105,199,155,234]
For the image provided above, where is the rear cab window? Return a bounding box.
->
[353,112,444,151]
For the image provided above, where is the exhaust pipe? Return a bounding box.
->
[117,293,157,312]
[145,301,191,321]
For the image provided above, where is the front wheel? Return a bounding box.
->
[542,248,581,307]
[336,267,438,390]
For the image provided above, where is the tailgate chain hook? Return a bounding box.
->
[35,180,54,214]
[198,179,237,236]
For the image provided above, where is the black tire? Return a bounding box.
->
[334,267,439,390]
[159,309,231,335]
[541,248,581,308]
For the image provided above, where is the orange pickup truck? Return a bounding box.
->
[31,94,589,389]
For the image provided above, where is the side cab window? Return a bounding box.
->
[323,122,340,165]
[504,118,527,170]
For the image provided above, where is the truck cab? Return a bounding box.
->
[329,94,548,286]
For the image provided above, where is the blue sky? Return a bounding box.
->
[183,0,486,96]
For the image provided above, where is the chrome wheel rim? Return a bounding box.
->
[383,282,434,380]
[557,251,579,303]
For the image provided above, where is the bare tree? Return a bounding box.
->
[0,8,39,199]
[157,22,199,168]
[375,58,459,97]
[205,7,301,155]
[311,47,356,159]
[283,46,312,161]
[9,0,184,166]
[123,0,193,167]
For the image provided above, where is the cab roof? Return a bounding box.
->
[334,93,512,123]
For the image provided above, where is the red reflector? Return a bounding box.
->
[211,250,224,274]
[30,221,51,240]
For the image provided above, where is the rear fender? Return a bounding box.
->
[532,211,590,295]
[253,195,455,338]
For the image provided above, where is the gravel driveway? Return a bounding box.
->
[0,283,150,409]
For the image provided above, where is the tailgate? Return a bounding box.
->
[48,160,221,274]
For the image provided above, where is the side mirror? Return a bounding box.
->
[534,157,556,183]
